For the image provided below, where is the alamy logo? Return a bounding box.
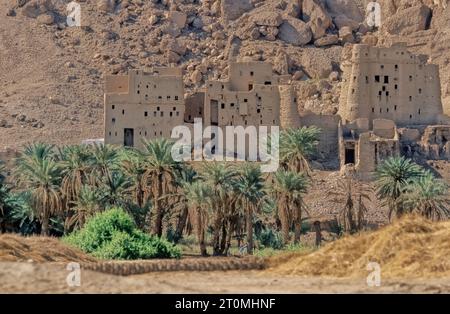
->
[67,1,81,27]
[366,2,382,28]
[366,262,381,287]
[66,262,81,287]
[171,119,279,173]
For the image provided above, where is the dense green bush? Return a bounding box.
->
[63,207,181,259]
[257,228,284,250]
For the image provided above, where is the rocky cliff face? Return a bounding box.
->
[0,0,449,148]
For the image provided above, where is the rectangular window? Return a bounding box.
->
[144,111,148,117]
[375,75,380,83]
[384,76,389,84]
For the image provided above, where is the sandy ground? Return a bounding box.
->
[1,262,449,294]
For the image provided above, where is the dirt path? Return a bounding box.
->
[1,262,449,293]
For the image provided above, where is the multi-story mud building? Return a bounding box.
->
[104,43,450,178]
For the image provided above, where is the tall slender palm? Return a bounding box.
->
[172,166,198,243]
[16,154,62,236]
[67,185,104,230]
[91,143,120,188]
[184,181,212,256]
[279,126,321,174]
[274,170,309,245]
[141,138,180,237]
[58,145,94,209]
[120,148,147,208]
[235,163,266,254]
[375,156,424,221]
[200,162,238,255]
[402,171,450,221]
[104,171,131,207]
[328,175,372,233]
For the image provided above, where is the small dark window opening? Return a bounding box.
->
[257,109,261,113]
[144,111,148,117]
[395,84,398,90]
[173,107,176,111]
[372,108,375,113]
[112,105,115,110]
[244,99,248,103]
[250,71,254,76]
[175,96,179,100]
[382,86,386,91]
[395,65,398,70]
[395,105,397,111]
[158,96,162,99]
[366,76,369,84]
[387,108,389,113]
[230,103,235,107]
[419,88,422,94]
[375,75,380,83]
[161,112,164,117]
[264,81,272,85]
[170,112,173,117]
[384,76,389,84]
[112,118,116,123]
[221,103,225,109]
[248,84,253,91]
[122,109,125,115]
[386,91,390,97]
[409,96,412,102]
[410,114,413,119]
[418,109,421,115]
[137,90,140,94]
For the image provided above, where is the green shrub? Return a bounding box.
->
[63,208,181,259]
[257,228,283,250]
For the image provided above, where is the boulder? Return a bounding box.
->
[278,17,313,46]
[325,0,364,22]
[381,4,432,35]
[314,34,339,47]
[333,14,360,31]
[168,10,187,28]
[339,26,354,43]
[37,12,54,25]
[302,0,333,39]
[22,0,52,18]
[301,49,333,79]
[221,0,253,22]
[97,0,115,13]
[250,11,283,27]
[166,50,181,63]
[190,70,203,84]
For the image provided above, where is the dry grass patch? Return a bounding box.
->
[267,215,450,279]
[0,234,96,263]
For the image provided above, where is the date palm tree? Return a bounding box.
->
[402,171,450,221]
[375,156,424,221]
[184,181,212,256]
[91,143,120,188]
[279,126,321,174]
[274,170,309,245]
[328,175,372,233]
[172,166,198,243]
[120,148,147,208]
[67,185,104,230]
[235,163,266,254]
[200,162,238,255]
[141,138,180,237]
[16,144,62,235]
[58,145,94,209]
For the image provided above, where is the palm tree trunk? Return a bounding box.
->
[41,216,50,236]
[219,223,227,255]
[280,205,290,246]
[173,204,188,243]
[196,208,207,256]
[246,203,254,254]
[294,205,302,244]
[225,220,233,256]
[153,176,164,237]
[212,218,221,256]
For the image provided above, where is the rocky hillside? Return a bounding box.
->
[0,0,449,149]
